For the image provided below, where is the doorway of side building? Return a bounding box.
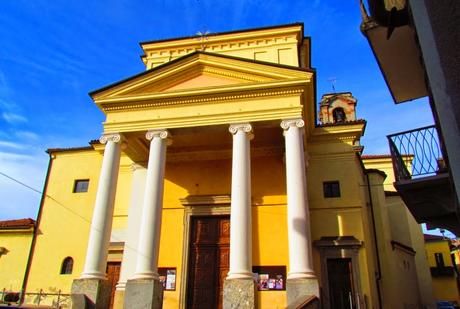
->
[327,258,356,309]
[186,215,230,309]
[106,261,121,309]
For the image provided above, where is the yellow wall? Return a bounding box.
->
[26,139,379,309]
[363,156,436,308]
[425,240,460,303]
[140,24,303,69]
[27,150,103,296]
[0,229,33,291]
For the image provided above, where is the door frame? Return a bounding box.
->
[178,195,231,309]
[313,236,363,309]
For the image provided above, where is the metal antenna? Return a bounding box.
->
[196,30,210,51]
[327,77,338,93]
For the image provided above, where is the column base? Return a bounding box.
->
[223,278,256,309]
[71,278,111,309]
[286,278,320,309]
[124,278,163,309]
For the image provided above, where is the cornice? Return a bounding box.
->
[98,83,305,112]
[179,194,231,206]
[0,228,34,234]
[102,106,302,132]
[309,122,366,143]
[308,152,358,161]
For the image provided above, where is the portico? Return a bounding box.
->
[72,26,319,308]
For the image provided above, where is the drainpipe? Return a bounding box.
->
[366,172,383,309]
[20,152,54,305]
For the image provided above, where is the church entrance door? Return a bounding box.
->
[106,261,121,309]
[186,216,230,309]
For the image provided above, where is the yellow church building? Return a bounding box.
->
[1,23,437,309]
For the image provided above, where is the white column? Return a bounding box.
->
[281,119,316,280]
[81,133,123,279]
[227,123,253,280]
[117,164,146,289]
[132,129,171,279]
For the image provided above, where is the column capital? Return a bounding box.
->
[99,133,122,144]
[280,118,305,130]
[146,129,172,145]
[229,123,253,136]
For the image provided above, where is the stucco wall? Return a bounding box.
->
[0,230,33,292]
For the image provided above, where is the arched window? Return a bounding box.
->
[332,108,346,123]
[60,257,73,274]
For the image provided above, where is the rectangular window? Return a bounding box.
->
[323,181,341,198]
[73,179,89,193]
[435,252,445,267]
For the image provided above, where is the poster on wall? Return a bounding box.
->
[158,267,176,291]
[259,274,269,290]
[252,266,286,291]
[166,269,176,290]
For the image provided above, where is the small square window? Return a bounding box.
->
[73,180,89,193]
[323,181,340,198]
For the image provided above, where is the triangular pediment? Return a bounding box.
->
[90,52,313,101]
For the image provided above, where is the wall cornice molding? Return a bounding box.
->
[98,84,305,112]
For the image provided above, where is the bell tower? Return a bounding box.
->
[319,92,357,125]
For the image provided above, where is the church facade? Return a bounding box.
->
[15,23,433,308]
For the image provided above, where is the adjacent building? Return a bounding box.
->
[360,0,460,236]
[424,234,460,305]
[0,219,35,304]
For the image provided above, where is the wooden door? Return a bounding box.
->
[327,258,355,309]
[106,262,121,309]
[187,216,230,309]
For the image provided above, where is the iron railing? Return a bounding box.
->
[387,125,445,181]
[0,289,72,308]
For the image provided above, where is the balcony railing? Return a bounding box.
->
[388,125,445,181]
[0,289,72,308]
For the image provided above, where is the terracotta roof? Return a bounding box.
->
[361,154,391,159]
[317,119,366,127]
[0,218,35,230]
[46,146,93,154]
[424,234,446,241]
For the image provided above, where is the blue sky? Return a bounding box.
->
[0,0,438,231]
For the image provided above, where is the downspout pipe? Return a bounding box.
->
[20,152,54,305]
[366,172,383,309]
